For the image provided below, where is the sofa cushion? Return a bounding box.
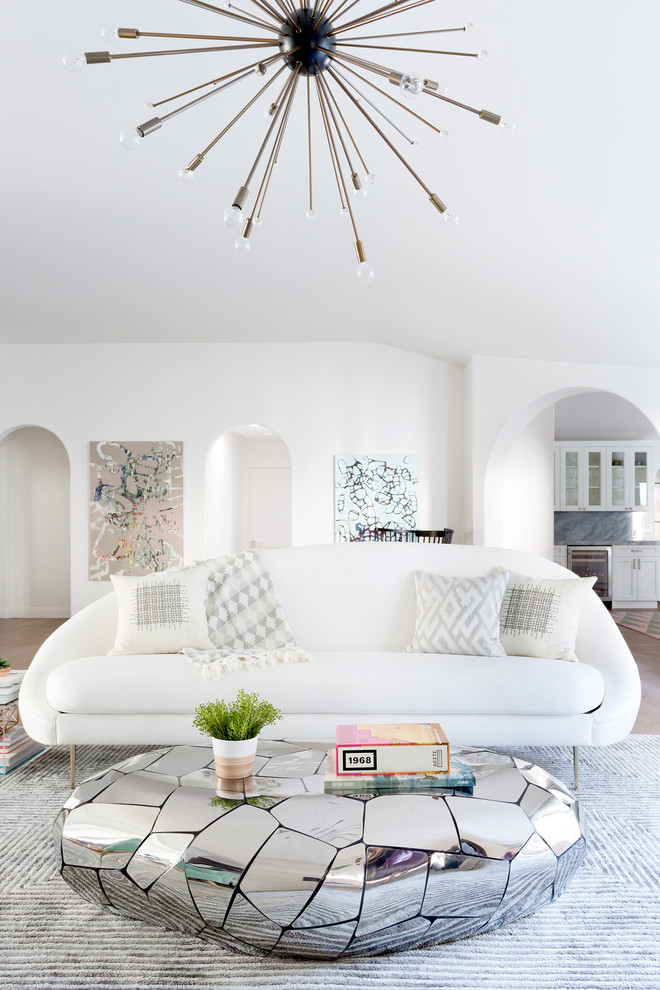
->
[46,652,605,719]
[500,573,597,662]
[406,571,509,657]
[108,566,213,656]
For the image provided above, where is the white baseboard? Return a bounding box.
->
[0,607,71,619]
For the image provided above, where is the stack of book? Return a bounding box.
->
[0,671,45,775]
[324,722,475,795]
[0,727,45,775]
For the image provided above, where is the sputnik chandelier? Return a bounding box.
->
[64,0,512,281]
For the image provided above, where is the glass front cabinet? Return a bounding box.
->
[607,448,652,510]
[558,447,605,510]
[556,443,653,512]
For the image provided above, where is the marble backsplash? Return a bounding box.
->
[554,512,638,544]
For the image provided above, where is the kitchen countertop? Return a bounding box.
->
[555,541,660,546]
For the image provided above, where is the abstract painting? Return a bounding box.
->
[334,454,419,542]
[89,441,184,580]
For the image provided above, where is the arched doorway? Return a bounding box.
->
[0,426,71,618]
[485,389,660,556]
[205,424,292,557]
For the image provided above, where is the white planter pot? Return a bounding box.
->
[212,735,259,779]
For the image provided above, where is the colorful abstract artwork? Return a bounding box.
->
[89,441,184,580]
[334,454,419,542]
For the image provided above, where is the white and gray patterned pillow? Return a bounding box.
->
[406,570,510,657]
[500,573,596,661]
[108,565,213,655]
[203,551,297,653]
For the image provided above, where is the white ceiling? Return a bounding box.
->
[2,0,659,366]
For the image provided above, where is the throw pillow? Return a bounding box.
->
[108,565,214,655]
[499,573,596,661]
[406,570,510,657]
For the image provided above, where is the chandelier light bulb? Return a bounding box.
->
[399,71,425,99]
[365,173,375,187]
[464,22,474,33]
[223,205,243,229]
[340,207,349,217]
[253,217,263,227]
[101,25,118,42]
[477,49,489,60]
[438,129,449,142]
[178,168,195,182]
[234,236,251,254]
[118,127,142,150]
[499,119,517,135]
[306,209,317,220]
[443,211,460,227]
[62,51,86,72]
[356,262,375,282]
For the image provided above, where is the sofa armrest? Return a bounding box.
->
[19,593,118,745]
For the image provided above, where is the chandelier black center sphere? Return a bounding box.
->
[63,0,513,282]
[278,9,335,74]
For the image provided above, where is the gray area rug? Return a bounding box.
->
[2,736,659,990]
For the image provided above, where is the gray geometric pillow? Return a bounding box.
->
[406,570,510,657]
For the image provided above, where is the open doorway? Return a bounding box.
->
[0,426,71,618]
[205,424,292,557]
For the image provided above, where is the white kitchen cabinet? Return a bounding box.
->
[553,545,567,568]
[555,443,653,512]
[558,446,606,510]
[606,448,652,511]
[612,546,660,608]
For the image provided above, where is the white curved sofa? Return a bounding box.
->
[19,543,640,778]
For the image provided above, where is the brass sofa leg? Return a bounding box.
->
[573,746,579,791]
[70,744,76,789]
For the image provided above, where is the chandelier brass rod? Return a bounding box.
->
[149,52,283,108]
[331,0,439,37]
[324,0,362,28]
[316,74,359,180]
[331,53,441,132]
[247,0,286,26]
[336,43,479,57]
[313,0,335,32]
[316,78,360,241]
[198,59,290,157]
[318,72,369,174]
[107,43,279,60]
[342,26,469,41]
[243,69,299,189]
[315,77,347,211]
[159,65,259,122]
[329,0,409,33]
[307,73,313,213]
[328,66,433,195]
[271,0,300,31]
[129,31,276,42]
[253,68,300,220]
[424,88,481,115]
[178,0,284,33]
[330,63,415,145]
[318,45,392,78]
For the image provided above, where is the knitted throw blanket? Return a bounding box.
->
[181,551,312,678]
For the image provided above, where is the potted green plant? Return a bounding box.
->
[0,659,11,678]
[192,689,282,779]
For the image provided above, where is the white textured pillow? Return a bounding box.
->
[500,573,596,661]
[406,570,510,657]
[108,565,213,655]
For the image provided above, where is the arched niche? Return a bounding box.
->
[484,389,660,556]
[0,425,71,618]
[205,424,292,557]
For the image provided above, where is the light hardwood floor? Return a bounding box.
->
[1,615,658,733]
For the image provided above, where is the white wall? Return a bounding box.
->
[0,427,70,617]
[497,407,555,558]
[0,343,464,613]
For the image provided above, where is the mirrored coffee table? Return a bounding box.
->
[55,742,586,959]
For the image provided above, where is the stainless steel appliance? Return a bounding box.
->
[567,545,612,601]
